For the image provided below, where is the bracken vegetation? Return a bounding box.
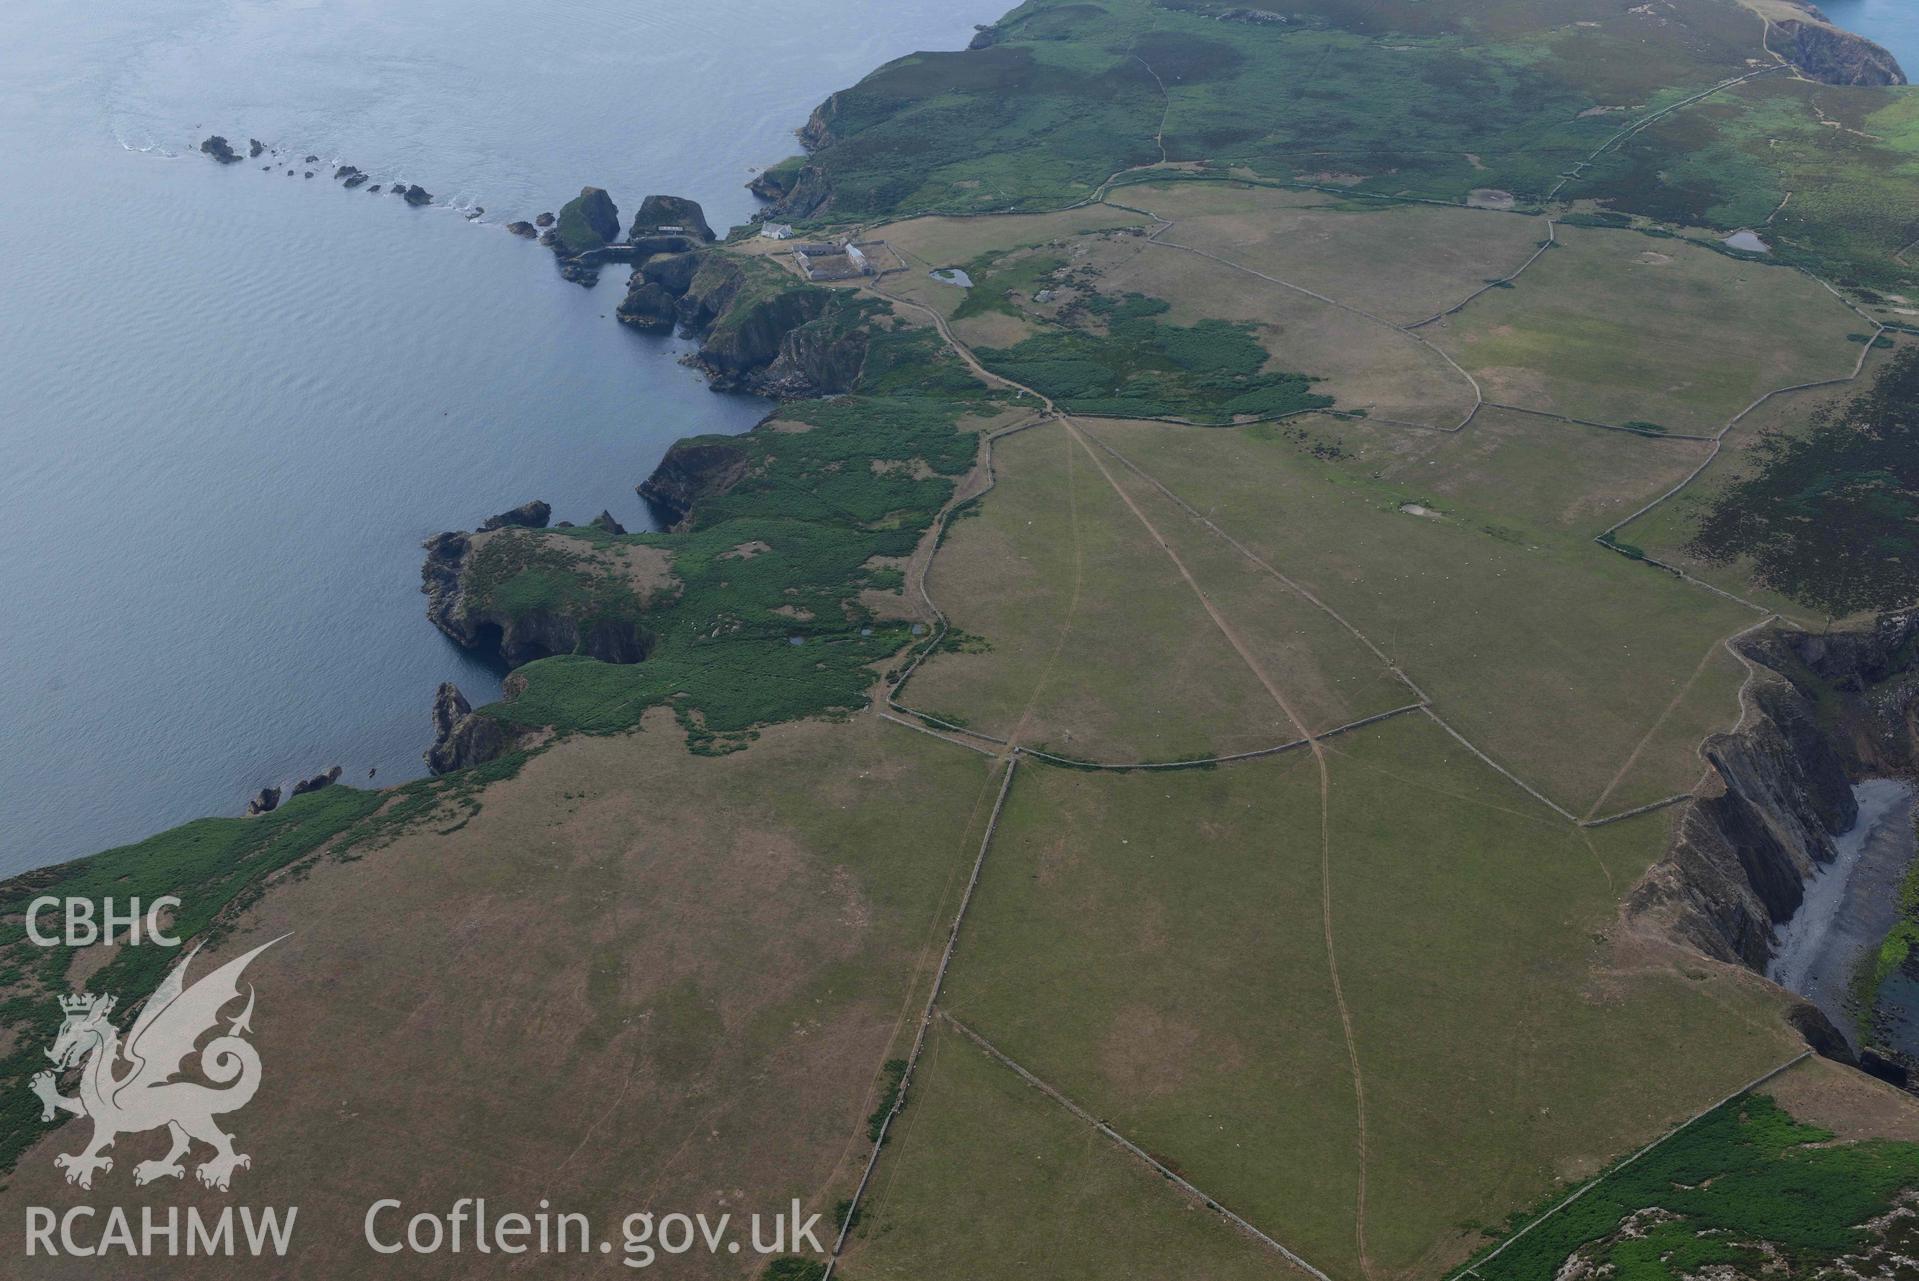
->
[491,323,1002,747]
[1463,1093,1919,1281]
[1689,350,1919,619]
[775,0,1917,288]
[976,289,1329,421]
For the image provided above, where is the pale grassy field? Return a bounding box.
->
[904,421,1410,760]
[844,1020,1314,1281]
[1066,228,1481,427]
[1427,225,1863,434]
[1117,180,1554,325]
[1080,416,1757,815]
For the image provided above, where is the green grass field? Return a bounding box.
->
[1079,416,1756,815]
[845,1020,1311,1280]
[930,716,1796,1279]
[903,421,1410,759]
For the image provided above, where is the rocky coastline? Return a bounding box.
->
[1629,610,1919,1075]
[1771,3,1907,86]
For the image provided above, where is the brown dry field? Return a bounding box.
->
[842,1020,1314,1281]
[1765,1053,1919,1143]
[926,719,1801,1280]
[1298,406,1717,535]
[1,714,997,1279]
[1117,181,1553,325]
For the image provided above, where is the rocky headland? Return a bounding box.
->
[615,251,869,396]
[1770,3,1908,85]
[637,439,753,530]
[425,681,530,774]
[420,501,666,670]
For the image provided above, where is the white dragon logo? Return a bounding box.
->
[30,935,286,1191]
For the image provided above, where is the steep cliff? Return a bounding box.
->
[614,250,864,395]
[420,528,659,668]
[550,186,622,256]
[425,681,526,774]
[1771,10,1907,86]
[1630,611,1919,969]
[637,439,753,530]
[629,194,716,242]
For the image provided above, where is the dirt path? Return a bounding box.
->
[1061,418,1376,1278]
[1584,635,1727,821]
[1006,425,1087,749]
[867,278,1380,1270]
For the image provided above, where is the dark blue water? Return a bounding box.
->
[0,0,1008,873]
[1819,0,1919,71]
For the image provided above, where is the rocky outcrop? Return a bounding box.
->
[589,510,627,536]
[638,439,752,530]
[642,251,702,294]
[764,164,834,222]
[617,280,680,331]
[968,23,1001,49]
[695,287,865,395]
[747,166,795,202]
[480,499,552,531]
[506,220,538,238]
[290,765,343,797]
[200,136,241,164]
[1629,611,1919,970]
[248,139,265,158]
[615,247,711,331]
[551,186,622,255]
[630,195,716,242]
[757,313,868,396]
[335,164,364,182]
[535,211,555,228]
[425,682,521,775]
[401,184,433,206]
[799,96,839,151]
[1749,613,1919,774]
[759,98,844,219]
[244,786,281,817]
[675,255,748,329]
[1772,10,1906,86]
[421,529,652,668]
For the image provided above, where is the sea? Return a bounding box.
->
[0,0,1008,874]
